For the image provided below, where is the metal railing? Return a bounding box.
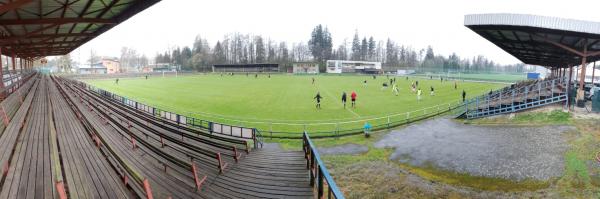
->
[303,132,345,199]
[135,100,464,139]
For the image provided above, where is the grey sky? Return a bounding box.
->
[72,0,600,66]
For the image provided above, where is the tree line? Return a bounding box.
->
[50,24,528,73]
[154,24,528,73]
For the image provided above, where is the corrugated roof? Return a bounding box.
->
[465,14,600,35]
[0,0,160,59]
[465,13,600,68]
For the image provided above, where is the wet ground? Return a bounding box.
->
[318,143,369,155]
[374,118,575,181]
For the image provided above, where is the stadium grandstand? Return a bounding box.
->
[326,60,382,74]
[459,13,600,118]
[212,63,279,73]
[293,62,320,74]
[0,1,342,199]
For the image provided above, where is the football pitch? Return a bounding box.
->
[85,74,505,135]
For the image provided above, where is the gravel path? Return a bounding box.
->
[318,143,369,155]
[374,118,574,181]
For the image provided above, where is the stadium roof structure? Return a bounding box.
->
[465,13,600,68]
[0,0,160,59]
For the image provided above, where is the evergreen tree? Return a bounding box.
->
[181,46,192,69]
[360,37,368,60]
[213,41,226,64]
[385,38,397,67]
[368,37,376,61]
[308,25,333,62]
[193,35,204,54]
[255,36,265,63]
[425,45,435,60]
[351,31,360,60]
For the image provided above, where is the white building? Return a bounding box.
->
[326,60,382,74]
[292,62,319,74]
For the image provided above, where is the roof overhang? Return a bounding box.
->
[0,0,160,59]
[465,13,600,68]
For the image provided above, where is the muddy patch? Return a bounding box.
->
[319,143,368,155]
[375,118,575,181]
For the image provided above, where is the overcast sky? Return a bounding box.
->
[72,0,600,66]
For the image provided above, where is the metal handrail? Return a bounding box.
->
[254,129,264,148]
[302,132,344,199]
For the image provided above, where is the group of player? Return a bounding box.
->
[312,75,469,109]
[313,91,357,109]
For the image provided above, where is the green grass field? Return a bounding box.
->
[415,72,527,82]
[85,74,504,135]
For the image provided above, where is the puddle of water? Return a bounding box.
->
[375,118,574,181]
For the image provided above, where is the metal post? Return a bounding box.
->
[487,95,490,115]
[511,90,515,112]
[551,79,555,98]
[11,52,15,73]
[592,61,596,86]
[498,91,502,112]
[524,87,529,105]
[335,122,339,137]
[538,82,541,101]
[464,99,468,114]
[476,97,479,116]
[318,166,324,198]
[0,48,4,93]
[387,116,390,128]
[568,64,573,110]
[577,40,588,105]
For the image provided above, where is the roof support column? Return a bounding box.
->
[0,47,4,93]
[592,61,596,85]
[568,64,573,110]
[558,68,561,78]
[576,40,588,107]
[11,53,16,73]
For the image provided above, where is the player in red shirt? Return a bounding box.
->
[351,91,357,108]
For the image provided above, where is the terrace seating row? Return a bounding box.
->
[0,73,315,198]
